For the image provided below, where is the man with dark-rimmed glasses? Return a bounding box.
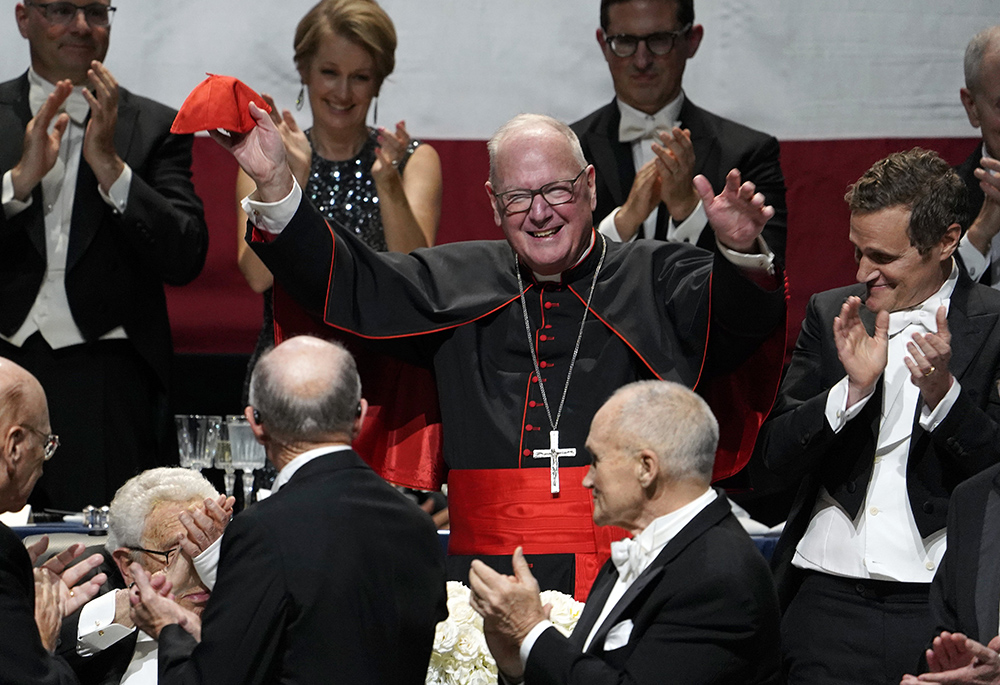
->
[0,0,209,512]
[571,0,787,265]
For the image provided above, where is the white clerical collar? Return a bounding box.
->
[271,444,351,493]
[616,91,686,143]
[27,67,90,124]
[532,230,597,282]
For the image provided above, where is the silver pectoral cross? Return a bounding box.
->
[533,430,576,494]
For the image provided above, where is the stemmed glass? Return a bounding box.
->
[175,415,220,472]
[226,415,267,509]
[214,417,237,499]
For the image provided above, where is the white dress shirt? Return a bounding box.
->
[597,92,709,245]
[957,142,1000,289]
[519,487,718,666]
[0,67,131,349]
[793,263,959,581]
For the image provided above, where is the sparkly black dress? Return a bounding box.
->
[243,127,420,396]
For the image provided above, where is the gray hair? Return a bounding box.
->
[606,380,718,482]
[248,336,362,443]
[106,467,219,552]
[965,25,1000,92]
[487,114,587,188]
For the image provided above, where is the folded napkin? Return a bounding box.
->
[171,73,271,134]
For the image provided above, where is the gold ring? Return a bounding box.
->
[925,365,936,377]
[69,590,75,597]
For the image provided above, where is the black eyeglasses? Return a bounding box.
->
[27,2,116,28]
[492,168,587,215]
[127,546,180,568]
[21,424,59,461]
[603,23,692,58]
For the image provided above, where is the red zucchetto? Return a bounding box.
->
[170,74,271,134]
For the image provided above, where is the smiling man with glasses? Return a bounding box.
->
[0,0,209,511]
[571,0,787,265]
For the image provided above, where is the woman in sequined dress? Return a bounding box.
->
[235,0,442,392]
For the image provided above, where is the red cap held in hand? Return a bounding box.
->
[170,74,271,135]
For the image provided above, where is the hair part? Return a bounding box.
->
[248,337,361,444]
[487,114,587,188]
[106,468,219,552]
[844,148,967,255]
[603,380,718,483]
[294,0,397,90]
[965,25,1000,92]
[600,0,693,32]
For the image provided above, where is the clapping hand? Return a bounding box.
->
[903,306,954,410]
[30,540,107,652]
[834,296,889,407]
[900,632,1000,684]
[129,565,202,641]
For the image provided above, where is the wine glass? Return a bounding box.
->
[214,418,236,498]
[175,415,220,472]
[226,415,267,509]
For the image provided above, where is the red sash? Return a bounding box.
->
[448,466,627,601]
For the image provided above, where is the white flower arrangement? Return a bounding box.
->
[426,581,585,685]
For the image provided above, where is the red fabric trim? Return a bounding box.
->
[448,466,627,600]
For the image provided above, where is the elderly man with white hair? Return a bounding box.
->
[59,467,230,685]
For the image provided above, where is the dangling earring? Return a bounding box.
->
[295,85,305,111]
[372,96,378,126]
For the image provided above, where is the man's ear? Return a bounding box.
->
[961,87,982,129]
[15,4,30,40]
[351,398,369,440]
[111,548,135,585]
[636,449,659,490]
[683,24,704,60]
[485,182,502,226]
[940,222,962,260]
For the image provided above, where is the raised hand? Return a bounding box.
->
[260,93,311,188]
[965,157,1000,257]
[695,168,775,252]
[9,80,72,201]
[904,306,954,410]
[81,61,124,192]
[652,126,699,222]
[900,632,1000,683]
[129,565,201,641]
[32,544,107,651]
[178,494,235,558]
[833,296,889,406]
[210,101,294,203]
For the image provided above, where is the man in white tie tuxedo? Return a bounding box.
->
[570,0,787,262]
[469,380,783,685]
[0,0,208,510]
[757,148,1000,685]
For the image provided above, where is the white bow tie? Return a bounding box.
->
[618,108,678,143]
[610,537,646,581]
[29,84,90,125]
[887,305,939,337]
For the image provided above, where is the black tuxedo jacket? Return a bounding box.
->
[0,72,207,386]
[758,272,1000,606]
[928,462,1000,644]
[0,522,79,685]
[56,547,135,685]
[157,449,448,685]
[570,97,787,263]
[956,143,985,234]
[523,493,782,685]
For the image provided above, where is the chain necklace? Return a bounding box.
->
[515,233,607,493]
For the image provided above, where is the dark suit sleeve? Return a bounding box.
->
[0,529,80,685]
[114,102,207,286]
[158,513,288,685]
[756,292,842,479]
[524,553,777,685]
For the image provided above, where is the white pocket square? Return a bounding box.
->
[602,619,634,651]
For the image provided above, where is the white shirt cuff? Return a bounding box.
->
[716,234,776,273]
[825,375,874,432]
[98,164,131,214]
[519,620,553,669]
[958,233,990,280]
[598,206,634,243]
[77,590,134,656]
[241,179,302,235]
[919,378,962,432]
[2,170,32,219]
[193,536,222,591]
[666,199,707,244]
